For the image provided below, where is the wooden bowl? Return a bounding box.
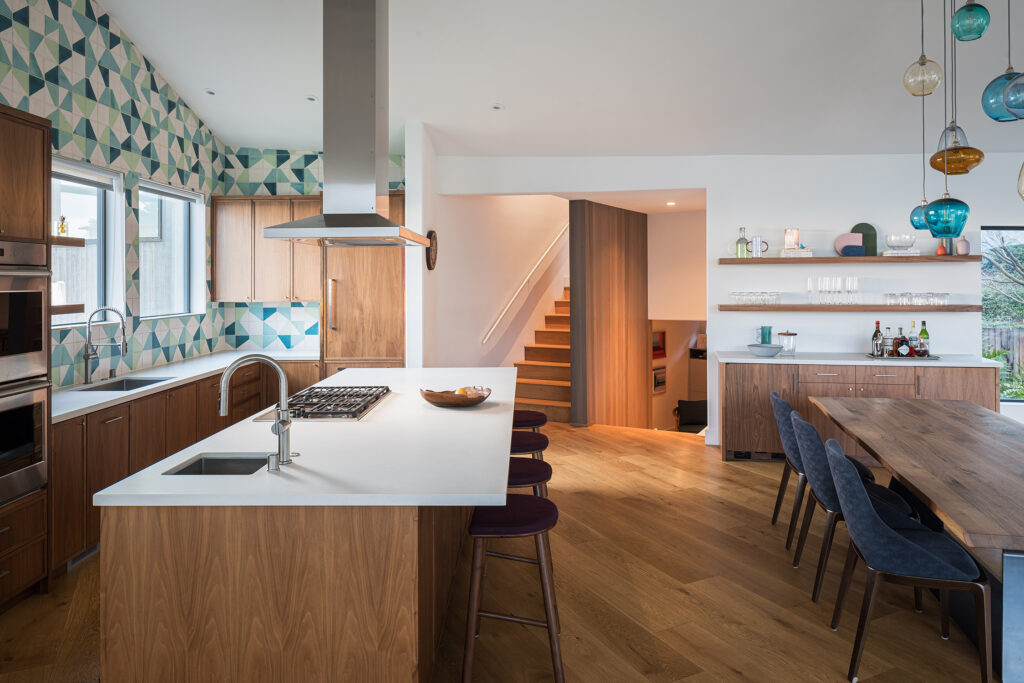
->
[420,386,492,408]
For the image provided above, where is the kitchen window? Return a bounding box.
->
[138,183,201,319]
[981,225,1024,401]
[50,162,122,327]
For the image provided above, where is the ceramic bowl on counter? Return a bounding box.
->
[420,386,492,407]
[747,343,783,357]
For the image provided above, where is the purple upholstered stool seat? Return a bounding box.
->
[511,430,549,456]
[513,409,548,430]
[469,493,559,538]
[508,457,553,491]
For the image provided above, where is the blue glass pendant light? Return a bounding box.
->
[925,193,970,237]
[1004,72,1024,118]
[911,202,929,229]
[984,1,1020,120]
[952,0,990,41]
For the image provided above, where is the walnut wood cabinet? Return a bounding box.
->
[279,361,321,394]
[212,196,324,303]
[720,362,1000,461]
[129,382,199,473]
[197,373,232,440]
[0,490,47,604]
[0,104,50,243]
[84,404,130,547]
[50,418,87,571]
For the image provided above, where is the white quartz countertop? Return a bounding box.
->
[715,351,999,368]
[51,349,320,423]
[93,367,517,507]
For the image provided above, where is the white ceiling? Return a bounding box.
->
[102,0,1024,156]
[556,189,706,214]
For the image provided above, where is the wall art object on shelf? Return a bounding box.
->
[851,223,878,256]
[834,232,864,257]
[652,330,666,359]
[652,367,667,394]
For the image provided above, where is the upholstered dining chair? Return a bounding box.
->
[769,393,875,550]
[824,440,992,683]
[789,412,914,602]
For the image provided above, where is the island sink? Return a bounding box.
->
[164,454,269,475]
[79,377,172,392]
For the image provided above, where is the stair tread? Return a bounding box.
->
[547,312,569,317]
[525,343,570,350]
[517,378,570,387]
[515,360,570,368]
[516,398,571,408]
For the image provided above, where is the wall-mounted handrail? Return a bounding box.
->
[481,221,569,345]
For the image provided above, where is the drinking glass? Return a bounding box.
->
[899,291,912,306]
[845,276,858,305]
[807,277,818,305]
[938,292,950,306]
[885,292,897,306]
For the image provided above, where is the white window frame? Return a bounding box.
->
[136,179,206,319]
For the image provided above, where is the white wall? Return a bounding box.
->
[435,152,1024,442]
[648,210,707,321]
[421,194,569,367]
[403,121,436,368]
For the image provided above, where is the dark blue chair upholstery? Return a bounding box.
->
[825,442,977,582]
[770,392,803,473]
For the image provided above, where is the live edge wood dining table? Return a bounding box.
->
[809,397,1024,682]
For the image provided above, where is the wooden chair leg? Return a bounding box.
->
[771,464,792,525]
[811,511,839,602]
[831,542,859,630]
[792,493,816,568]
[463,538,487,682]
[848,569,881,683]
[940,588,950,640]
[786,473,807,550]
[972,582,993,683]
[914,587,924,613]
[535,532,565,683]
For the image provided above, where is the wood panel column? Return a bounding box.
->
[569,200,649,428]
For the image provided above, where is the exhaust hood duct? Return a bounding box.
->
[263,0,428,247]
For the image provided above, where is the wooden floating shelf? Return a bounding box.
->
[718,304,982,312]
[51,304,85,316]
[50,236,86,248]
[718,255,981,265]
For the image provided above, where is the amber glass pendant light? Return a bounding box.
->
[930,9,984,175]
[905,0,943,95]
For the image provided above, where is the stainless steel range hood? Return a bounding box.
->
[263,0,427,247]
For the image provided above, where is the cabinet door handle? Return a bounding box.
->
[0,527,10,535]
[815,372,839,376]
[328,278,337,330]
[102,415,123,424]
[0,570,9,579]
[792,372,797,394]
[916,376,921,396]
[873,374,897,378]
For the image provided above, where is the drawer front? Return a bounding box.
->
[230,365,262,389]
[230,382,261,407]
[855,366,915,385]
[0,537,45,604]
[231,396,263,423]
[798,365,856,384]
[0,491,45,557]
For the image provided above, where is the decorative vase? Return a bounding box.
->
[955,237,971,255]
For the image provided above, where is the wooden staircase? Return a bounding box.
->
[514,286,571,422]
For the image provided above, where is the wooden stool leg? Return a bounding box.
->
[811,510,839,602]
[848,569,881,683]
[792,494,816,568]
[772,464,792,525]
[972,582,993,683]
[535,531,564,683]
[914,587,924,613]
[542,531,560,634]
[540,482,549,498]
[463,538,487,683]
[831,542,859,630]
[786,473,807,550]
[940,588,950,639]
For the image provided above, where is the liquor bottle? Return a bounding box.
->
[735,227,750,258]
[895,327,911,357]
[883,327,893,357]
[918,320,930,356]
[908,321,918,357]
[871,321,883,357]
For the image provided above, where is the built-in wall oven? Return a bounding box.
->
[0,241,50,504]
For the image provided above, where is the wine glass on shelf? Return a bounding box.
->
[845,276,858,305]
[807,277,818,305]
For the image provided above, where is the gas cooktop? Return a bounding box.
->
[254,385,391,422]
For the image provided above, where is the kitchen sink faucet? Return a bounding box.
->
[219,354,294,472]
[83,307,128,385]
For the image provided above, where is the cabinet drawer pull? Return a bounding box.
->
[0,527,9,535]
[917,376,921,396]
[873,374,897,378]
[102,415,123,424]
[328,278,337,330]
[815,372,839,376]
[0,570,9,579]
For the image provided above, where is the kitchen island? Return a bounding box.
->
[94,366,516,682]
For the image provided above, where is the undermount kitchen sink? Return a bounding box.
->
[78,377,173,392]
[164,453,270,475]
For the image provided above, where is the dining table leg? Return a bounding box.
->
[1005,550,1024,681]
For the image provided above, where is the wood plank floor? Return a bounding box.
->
[0,423,991,682]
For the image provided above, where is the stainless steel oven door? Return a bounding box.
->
[0,267,49,385]
[0,379,48,505]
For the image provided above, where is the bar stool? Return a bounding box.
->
[463,494,564,683]
[507,457,552,497]
[511,430,549,461]
[513,409,547,432]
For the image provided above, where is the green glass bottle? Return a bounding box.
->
[918,320,930,356]
[735,227,749,258]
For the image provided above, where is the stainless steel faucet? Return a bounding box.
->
[83,307,128,385]
[219,354,294,472]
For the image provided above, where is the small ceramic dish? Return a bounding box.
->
[748,343,783,357]
[420,386,492,407]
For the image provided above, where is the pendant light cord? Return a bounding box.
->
[1009,0,1014,70]
[943,0,950,194]
[921,0,927,202]
[921,0,927,56]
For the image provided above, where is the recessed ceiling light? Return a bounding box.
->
[203,88,216,96]
[665,201,676,206]
[304,94,319,103]
[490,103,504,111]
